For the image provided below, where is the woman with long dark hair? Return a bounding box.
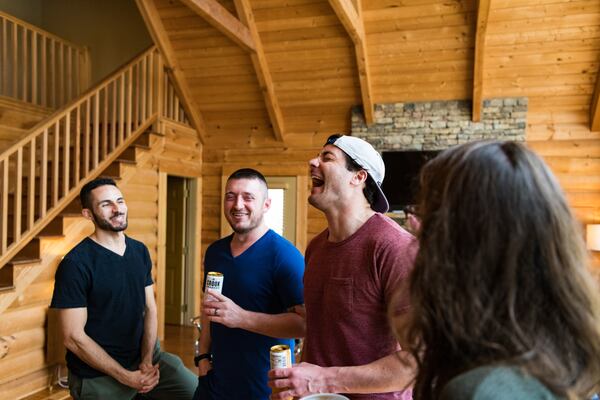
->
[396,141,600,399]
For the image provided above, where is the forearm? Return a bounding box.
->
[140,307,158,364]
[199,312,211,354]
[321,351,415,394]
[65,334,132,383]
[239,311,305,338]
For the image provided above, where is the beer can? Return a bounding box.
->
[205,271,224,293]
[270,344,292,400]
[270,344,292,369]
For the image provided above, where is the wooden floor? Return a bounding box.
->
[162,323,198,371]
[22,324,198,400]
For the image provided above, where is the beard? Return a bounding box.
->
[226,212,262,235]
[92,211,128,232]
[229,219,259,234]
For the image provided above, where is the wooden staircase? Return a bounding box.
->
[0,8,199,396]
[0,31,198,396]
[0,127,164,400]
[0,129,159,304]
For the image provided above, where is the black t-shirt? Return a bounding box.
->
[50,236,153,378]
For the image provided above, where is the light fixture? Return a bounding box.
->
[586,224,600,251]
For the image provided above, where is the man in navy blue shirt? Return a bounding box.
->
[193,168,305,400]
[51,178,196,399]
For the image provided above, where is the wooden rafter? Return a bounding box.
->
[591,66,600,131]
[328,0,364,44]
[233,0,286,142]
[472,0,492,122]
[135,0,206,142]
[328,0,374,125]
[179,0,256,53]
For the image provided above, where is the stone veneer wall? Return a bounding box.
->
[351,98,527,151]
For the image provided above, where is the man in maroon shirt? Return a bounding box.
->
[269,135,417,399]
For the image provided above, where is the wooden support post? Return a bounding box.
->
[328,0,374,124]
[591,65,600,131]
[472,0,492,122]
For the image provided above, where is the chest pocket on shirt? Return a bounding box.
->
[324,277,353,316]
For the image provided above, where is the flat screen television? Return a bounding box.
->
[381,150,440,211]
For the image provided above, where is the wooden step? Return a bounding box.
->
[101,161,126,178]
[12,239,41,263]
[60,200,83,217]
[38,217,66,237]
[0,95,52,129]
[0,257,41,292]
[0,263,15,292]
[20,385,71,400]
[132,132,152,149]
[0,126,28,153]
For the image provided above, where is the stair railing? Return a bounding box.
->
[0,10,91,108]
[0,45,162,269]
[162,72,190,126]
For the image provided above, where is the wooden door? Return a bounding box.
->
[165,176,187,324]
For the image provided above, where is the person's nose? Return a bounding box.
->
[233,196,244,209]
[309,156,319,168]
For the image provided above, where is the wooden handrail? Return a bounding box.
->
[0,46,158,160]
[0,11,86,52]
[0,10,90,108]
[0,46,163,269]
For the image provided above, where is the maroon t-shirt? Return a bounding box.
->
[303,213,417,400]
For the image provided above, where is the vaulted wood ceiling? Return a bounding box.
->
[136,0,600,148]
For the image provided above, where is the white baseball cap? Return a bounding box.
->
[325,135,389,213]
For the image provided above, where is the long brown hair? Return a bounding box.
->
[402,141,600,399]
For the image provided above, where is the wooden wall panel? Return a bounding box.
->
[481,0,600,250]
[364,0,475,104]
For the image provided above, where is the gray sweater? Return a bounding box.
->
[440,366,561,400]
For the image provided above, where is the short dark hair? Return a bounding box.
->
[226,168,269,197]
[80,178,118,209]
[326,134,378,208]
[227,168,268,185]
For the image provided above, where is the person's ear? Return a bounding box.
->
[263,197,271,212]
[352,169,368,186]
[82,208,93,221]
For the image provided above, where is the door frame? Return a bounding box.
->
[157,171,202,339]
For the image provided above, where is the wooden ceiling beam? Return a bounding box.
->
[328,0,364,45]
[136,0,207,142]
[328,0,374,125]
[591,67,600,131]
[179,0,256,54]
[233,0,286,142]
[472,0,492,122]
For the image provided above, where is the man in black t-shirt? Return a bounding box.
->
[50,178,196,400]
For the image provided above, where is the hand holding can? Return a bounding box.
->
[205,271,223,301]
[270,345,292,400]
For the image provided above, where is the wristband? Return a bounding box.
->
[194,353,212,367]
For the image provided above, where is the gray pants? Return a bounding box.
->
[69,349,196,400]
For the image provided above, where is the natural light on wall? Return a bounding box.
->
[266,188,285,236]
